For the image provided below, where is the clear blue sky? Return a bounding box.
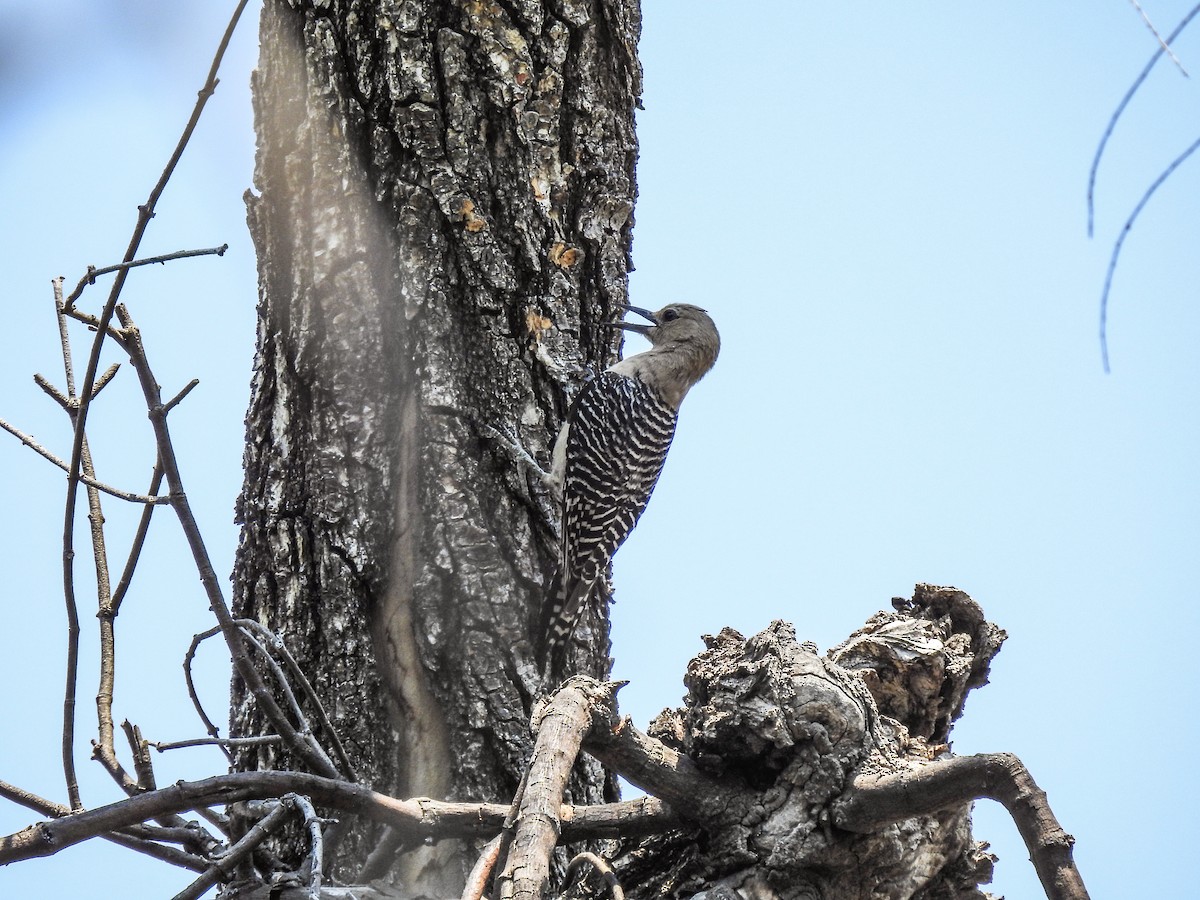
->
[2,2,1197,897]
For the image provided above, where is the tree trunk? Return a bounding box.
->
[232,0,641,891]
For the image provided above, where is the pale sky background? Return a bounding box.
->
[2,2,1198,898]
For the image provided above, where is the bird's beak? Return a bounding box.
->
[604,304,656,336]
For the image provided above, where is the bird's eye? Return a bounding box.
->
[661,308,680,322]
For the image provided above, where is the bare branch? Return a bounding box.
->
[171,801,290,900]
[0,771,680,867]
[0,417,167,505]
[117,305,341,779]
[1087,3,1200,236]
[54,0,250,806]
[462,834,503,900]
[497,677,607,900]
[1099,132,1200,372]
[1127,0,1189,76]
[91,363,123,400]
[0,779,208,873]
[285,794,326,898]
[833,752,1089,900]
[153,735,285,752]
[565,851,625,900]
[163,378,201,414]
[111,461,166,615]
[183,627,236,765]
[580,686,755,825]
[32,372,71,410]
[64,245,229,308]
[237,619,357,780]
[122,720,158,793]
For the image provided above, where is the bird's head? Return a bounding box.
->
[613,303,721,376]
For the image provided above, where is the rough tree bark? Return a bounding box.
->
[231,0,641,891]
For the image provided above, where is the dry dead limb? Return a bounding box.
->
[582,690,755,826]
[496,677,613,900]
[545,616,1087,900]
[833,752,1088,900]
[564,851,624,900]
[0,417,167,505]
[462,834,503,900]
[172,800,293,900]
[284,794,327,898]
[64,244,229,308]
[0,771,678,867]
[0,778,208,873]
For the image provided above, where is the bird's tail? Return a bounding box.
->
[535,567,593,667]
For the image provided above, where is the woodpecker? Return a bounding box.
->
[537,303,721,667]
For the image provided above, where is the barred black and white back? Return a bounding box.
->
[537,370,678,664]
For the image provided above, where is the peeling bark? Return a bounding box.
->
[233,0,642,889]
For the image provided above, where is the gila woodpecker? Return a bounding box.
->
[537,303,721,666]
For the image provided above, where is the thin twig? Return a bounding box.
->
[163,378,201,414]
[238,618,357,780]
[93,363,123,400]
[1128,0,1190,76]
[65,244,229,308]
[0,417,168,505]
[60,305,130,342]
[81,435,117,772]
[52,288,123,785]
[122,720,158,793]
[52,282,83,811]
[1087,3,1200,236]
[565,851,625,900]
[1099,132,1200,371]
[194,806,233,836]
[286,794,326,898]
[183,627,236,765]
[32,372,70,409]
[111,461,166,615]
[154,736,285,752]
[171,801,290,900]
[237,627,313,742]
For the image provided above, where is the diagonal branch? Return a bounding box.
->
[0,417,167,505]
[64,244,229,308]
[832,752,1089,900]
[117,305,340,779]
[0,779,208,873]
[1098,131,1200,372]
